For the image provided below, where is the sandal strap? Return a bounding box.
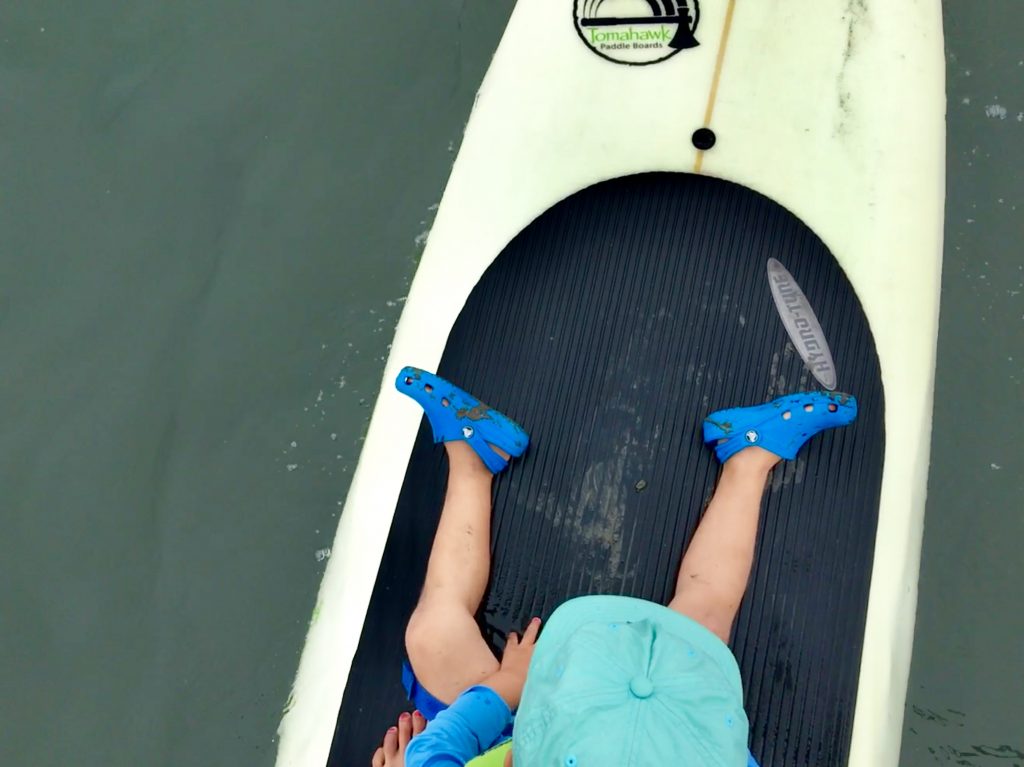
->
[464,426,510,474]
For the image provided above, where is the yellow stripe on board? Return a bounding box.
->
[694,0,737,173]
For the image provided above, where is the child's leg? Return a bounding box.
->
[668,446,780,643]
[403,441,505,704]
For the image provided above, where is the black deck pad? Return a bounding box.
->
[330,173,884,766]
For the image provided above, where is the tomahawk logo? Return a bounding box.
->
[574,0,700,65]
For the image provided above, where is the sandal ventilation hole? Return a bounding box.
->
[462,426,474,438]
[782,411,792,420]
[424,384,433,393]
[441,398,449,408]
[404,377,413,385]
[828,403,838,412]
[804,404,814,412]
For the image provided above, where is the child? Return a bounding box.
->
[371,367,856,766]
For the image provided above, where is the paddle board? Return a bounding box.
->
[277,2,945,764]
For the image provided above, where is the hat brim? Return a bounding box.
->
[531,594,743,696]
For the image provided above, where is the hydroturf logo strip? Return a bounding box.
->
[767,258,839,391]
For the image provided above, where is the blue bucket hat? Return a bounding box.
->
[513,595,750,766]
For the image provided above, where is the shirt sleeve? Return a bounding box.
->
[404,685,513,767]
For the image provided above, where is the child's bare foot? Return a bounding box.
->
[370,711,427,767]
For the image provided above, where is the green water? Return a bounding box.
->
[899,5,1024,765]
[0,2,1019,766]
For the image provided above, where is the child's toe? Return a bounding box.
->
[382,727,398,758]
[412,710,426,736]
[397,713,413,751]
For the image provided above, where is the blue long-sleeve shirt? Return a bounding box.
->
[404,685,512,767]
[402,684,760,767]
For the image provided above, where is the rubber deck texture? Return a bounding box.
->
[329,173,884,766]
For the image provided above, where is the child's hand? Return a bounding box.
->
[482,617,542,710]
[499,617,542,682]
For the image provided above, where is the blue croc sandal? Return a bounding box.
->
[396,366,529,474]
[703,391,858,463]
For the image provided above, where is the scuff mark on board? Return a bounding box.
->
[836,0,870,138]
